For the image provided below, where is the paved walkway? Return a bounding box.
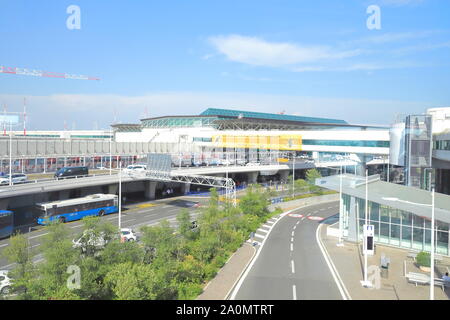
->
[321,225,450,300]
[197,242,256,300]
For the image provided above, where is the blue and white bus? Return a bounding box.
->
[0,210,13,238]
[36,194,118,225]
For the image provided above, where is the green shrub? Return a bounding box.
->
[416,251,431,267]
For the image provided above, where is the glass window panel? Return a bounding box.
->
[390,224,400,246]
[358,198,365,219]
[437,221,449,232]
[437,231,449,255]
[391,209,401,225]
[412,227,424,250]
[424,218,431,229]
[401,226,412,248]
[401,211,412,224]
[423,229,432,252]
[380,223,389,244]
[380,205,390,223]
[413,215,424,228]
[370,202,379,221]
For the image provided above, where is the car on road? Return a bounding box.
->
[0,270,11,295]
[0,174,27,185]
[72,230,109,252]
[220,159,233,166]
[120,228,137,242]
[123,164,147,174]
[55,166,89,179]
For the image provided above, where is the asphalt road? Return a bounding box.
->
[0,196,207,270]
[234,201,343,300]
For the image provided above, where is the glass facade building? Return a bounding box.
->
[341,193,450,256]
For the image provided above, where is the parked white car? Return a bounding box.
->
[0,174,27,185]
[120,228,137,242]
[0,270,11,295]
[72,230,109,251]
[123,164,147,174]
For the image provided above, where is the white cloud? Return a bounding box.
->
[0,92,430,130]
[208,34,361,67]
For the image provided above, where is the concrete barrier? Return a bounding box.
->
[268,193,339,211]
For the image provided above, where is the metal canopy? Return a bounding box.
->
[316,174,450,223]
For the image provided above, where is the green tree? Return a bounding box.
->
[2,233,36,299]
[105,262,158,300]
[31,221,80,300]
[239,185,270,218]
[306,169,322,193]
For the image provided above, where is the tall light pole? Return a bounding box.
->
[292,153,295,199]
[360,167,372,288]
[9,121,12,186]
[109,127,112,176]
[118,161,122,230]
[430,187,435,300]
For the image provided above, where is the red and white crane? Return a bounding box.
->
[0,65,100,81]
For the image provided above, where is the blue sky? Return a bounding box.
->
[0,0,449,129]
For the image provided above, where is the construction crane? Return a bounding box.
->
[0,65,100,80]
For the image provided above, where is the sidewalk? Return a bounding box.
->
[320,225,450,300]
[196,242,256,300]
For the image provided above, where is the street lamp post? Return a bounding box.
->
[361,168,372,288]
[118,161,122,230]
[9,122,12,186]
[292,154,295,199]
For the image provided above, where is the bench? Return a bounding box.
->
[405,272,430,286]
[407,252,443,262]
[434,279,450,292]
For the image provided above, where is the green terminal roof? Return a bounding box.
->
[200,108,347,125]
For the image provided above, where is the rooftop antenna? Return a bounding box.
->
[113,108,118,124]
[3,104,6,136]
[23,97,27,136]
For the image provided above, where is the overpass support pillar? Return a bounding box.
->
[279,170,289,183]
[355,154,369,176]
[108,184,118,195]
[145,181,157,200]
[59,190,71,200]
[247,171,258,184]
[0,199,9,210]
[181,183,191,195]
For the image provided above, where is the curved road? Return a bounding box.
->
[233,201,343,300]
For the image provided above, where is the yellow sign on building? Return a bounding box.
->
[212,134,302,150]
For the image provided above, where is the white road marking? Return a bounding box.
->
[291,237,294,242]
[0,243,8,248]
[290,243,293,251]
[293,225,296,230]
[296,221,300,225]
[291,260,295,274]
[254,234,265,239]
[257,228,268,234]
[291,231,294,237]
[292,285,297,300]
[70,225,83,229]
[124,218,136,223]
[315,223,351,300]
[28,232,48,240]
